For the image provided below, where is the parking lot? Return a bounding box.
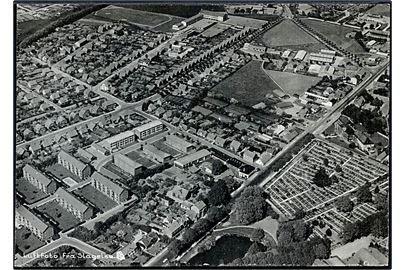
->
[267,140,388,218]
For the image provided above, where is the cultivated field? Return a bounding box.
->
[266,139,388,218]
[261,19,322,49]
[95,5,171,27]
[301,19,365,53]
[210,60,280,106]
[366,4,390,17]
[264,70,322,96]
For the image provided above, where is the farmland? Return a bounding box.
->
[261,19,323,52]
[301,19,366,53]
[210,60,280,106]
[95,5,171,27]
[263,70,322,96]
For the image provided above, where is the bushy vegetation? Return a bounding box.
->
[312,168,332,187]
[234,186,278,225]
[229,219,331,266]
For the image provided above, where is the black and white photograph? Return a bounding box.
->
[13,1,392,268]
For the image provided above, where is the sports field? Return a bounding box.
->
[261,20,321,48]
[95,5,171,27]
[301,19,365,53]
[210,60,280,107]
[264,70,322,96]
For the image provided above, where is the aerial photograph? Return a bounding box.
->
[14,2,390,268]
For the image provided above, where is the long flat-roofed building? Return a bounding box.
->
[54,188,93,221]
[23,164,57,194]
[113,153,144,176]
[91,172,129,204]
[15,205,54,241]
[143,144,171,163]
[174,149,211,169]
[58,150,91,180]
[102,130,136,152]
[165,135,194,153]
[133,120,164,140]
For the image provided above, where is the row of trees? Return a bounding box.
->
[19,5,106,48]
[167,206,228,258]
[250,133,315,186]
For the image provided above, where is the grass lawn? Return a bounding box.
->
[95,5,171,27]
[366,4,390,17]
[301,19,365,53]
[250,216,279,244]
[73,184,117,213]
[46,164,83,183]
[15,227,46,255]
[261,19,321,48]
[16,178,48,205]
[36,200,81,232]
[264,70,321,96]
[210,60,280,106]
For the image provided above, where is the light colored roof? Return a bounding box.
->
[133,120,163,133]
[166,135,193,150]
[55,188,90,213]
[23,164,52,186]
[16,205,50,232]
[144,144,171,159]
[104,130,135,145]
[174,149,210,166]
[92,172,126,195]
[114,153,143,169]
[58,150,87,171]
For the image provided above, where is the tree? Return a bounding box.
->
[335,196,354,213]
[211,159,226,175]
[206,206,227,223]
[374,185,380,194]
[312,168,332,187]
[341,222,360,243]
[252,228,265,242]
[167,239,183,258]
[207,179,230,206]
[325,228,332,237]
[234,187,269,225]
[356,183,373,204]
[294,209,306,219]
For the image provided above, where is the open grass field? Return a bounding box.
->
[73,184,117,213]
[366,4,390,17]
[16,178,48,204]
[261,19,321,48]
[264,70,322,96]
[95,5,171,27]
[301,18,366,53]
[15,227,46,255]
[210,60,280,106]
[36,200,81,232]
